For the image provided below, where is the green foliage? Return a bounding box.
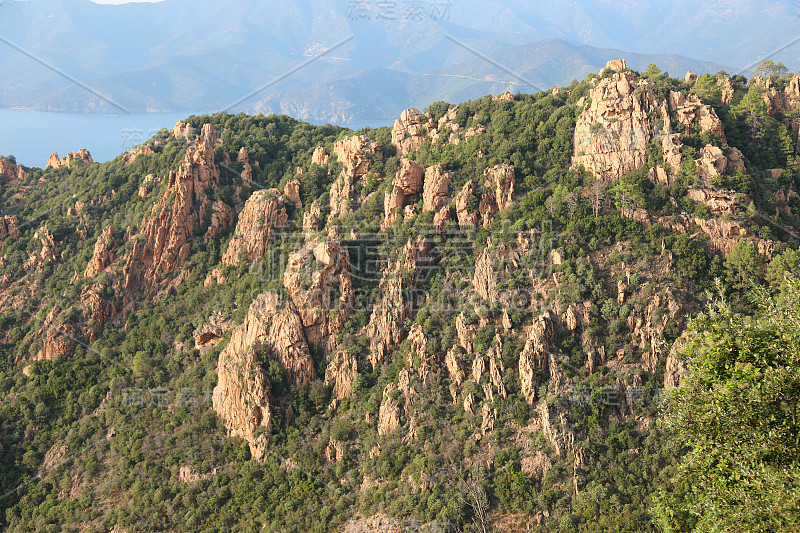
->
[662,279,800,532]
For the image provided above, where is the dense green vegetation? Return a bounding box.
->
[1,64,799,532]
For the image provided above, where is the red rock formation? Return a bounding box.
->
[573,69,659,180]
[383,158,423,228]
[422,164,450,212]
[222,189,288,266]
[282,229,354,352]
[123,144,155,165]
[0,157,25,182]
[333,135,379,180]
[284,178,302,209]
[324,350,359,400]
[455,181,478,228]
[311,146,329,166]
[212,292,315,461]
[392,108,425,157]
[172,120,193,140]
[81,284,114,342]
[378,383,402,435]
[0,215,20,244]
[204,200,235,243]
[366,237,429,370]
[193,312,233,350]
[124,124,220,299]
[485,164,515,211]
[84,226,114,278]
[46,149,93,169]
[694,144,727,182]
[669,91,726,141]
[25,226,57,271]
[574,62,726,181]
[302,201,322,239]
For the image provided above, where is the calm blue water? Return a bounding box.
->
[0,110,203,168]
[0,110,389,169]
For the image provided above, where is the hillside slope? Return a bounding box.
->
[0,60,799,531]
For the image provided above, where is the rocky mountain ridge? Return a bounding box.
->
[0,59,799,532]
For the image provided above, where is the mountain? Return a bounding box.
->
[248,39,730,124]
[0,61,799,531]
[0,0,797,121]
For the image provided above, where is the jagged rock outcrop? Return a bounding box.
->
[728,147,746,173]
[686,188,743,214]
[0,156,25,182]
[302,201,322,239]
[203,200,235,243]
[538,402,574,456]
[172,120,193,140]
[124,124,220,299]
[222,189,288,266]
[669,91,726,141]
[366,237,429,370]
[572,69,658,180]
[406,324,435,384]
[481,402,496,435]
[392,108,425,157]
[604,59,627,73]
[0,215,20,244]
[311,146,328,166]
[473,246,498,302]
[25,226,57,271]
[485,164,515,211]
[519,322,549,405]
[284,179,302,209]
[333,135,379,180]
[422,164,450,212]
[282,229,354,352]
[574,62,726,181]
[455,181,479,228]
[328,171,353,221]
[84,226,114,278]
[324,350,358,400]
[212,292,315,461]
[204,268,227,287]
[626,209,773,257]
[493,90,515,102]
[694,144,727,182]
[46,149,93,169]
[329,135,380,220]
[751,74,800,117]
[717,75,735,105]
[378,383,402,435]
[383,158,423,228]
[193,312,234,350]
[455,312,475,353]
[31,307,77,361]
[123,144,155,165]
[80,284,114,342]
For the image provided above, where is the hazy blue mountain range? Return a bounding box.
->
[0,0,797,123]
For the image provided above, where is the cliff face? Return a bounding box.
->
[573,60,725,182]
[84,226,114,278]
[222,189,288,266]
[124,124,222,299]
[212,292,315,461]
[752,74,800,117]
[572,66,660,180]
[366,237,429,370]
[282,229,354,352]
